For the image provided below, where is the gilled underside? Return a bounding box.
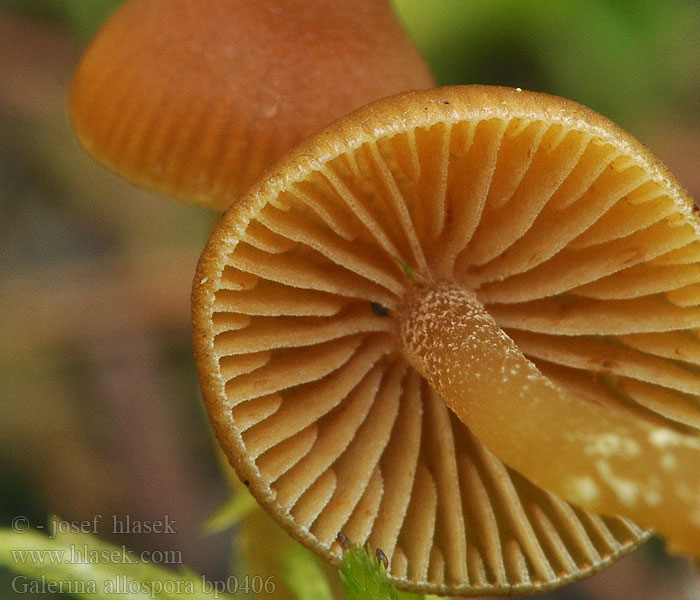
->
[193,88,700,595]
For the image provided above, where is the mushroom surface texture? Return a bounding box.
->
[69,0,434,211]
[192,86,700,594]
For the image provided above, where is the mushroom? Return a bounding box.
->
[192,86,700,595]
[69,0,434,211]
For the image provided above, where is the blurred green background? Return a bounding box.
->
[1,0,699,598]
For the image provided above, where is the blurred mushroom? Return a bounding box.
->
[192,86,700,593]
[69,0,434,211]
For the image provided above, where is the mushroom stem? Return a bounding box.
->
[398,280,700,556]
[398,281,560,418]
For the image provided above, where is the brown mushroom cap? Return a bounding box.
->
[193,85,700,593]
[69,0,434,211]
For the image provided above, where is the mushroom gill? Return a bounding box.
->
[193,86,700,595]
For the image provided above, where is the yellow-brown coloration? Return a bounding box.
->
[193,86,700,594]
[70,0,434,211]
[399,281,700,557]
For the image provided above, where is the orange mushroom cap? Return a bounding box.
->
[192,86,700,594]
[70,0,434,211]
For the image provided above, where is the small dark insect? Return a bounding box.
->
[375,547,389,570]
[602,360,613,369]
[336,531,351,551]
[242,479,250,487]
[371,301,389,318]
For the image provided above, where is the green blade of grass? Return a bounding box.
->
[202,488,257,535]
[339,543,397,600]
[339,542,431,600]
[394,257,425,286]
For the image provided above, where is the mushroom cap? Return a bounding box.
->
[69,0,434,211]
[192,85,700,594]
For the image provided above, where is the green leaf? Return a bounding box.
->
[281,544,333,600]
[0,523,234,599]
[202,487,257,534]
